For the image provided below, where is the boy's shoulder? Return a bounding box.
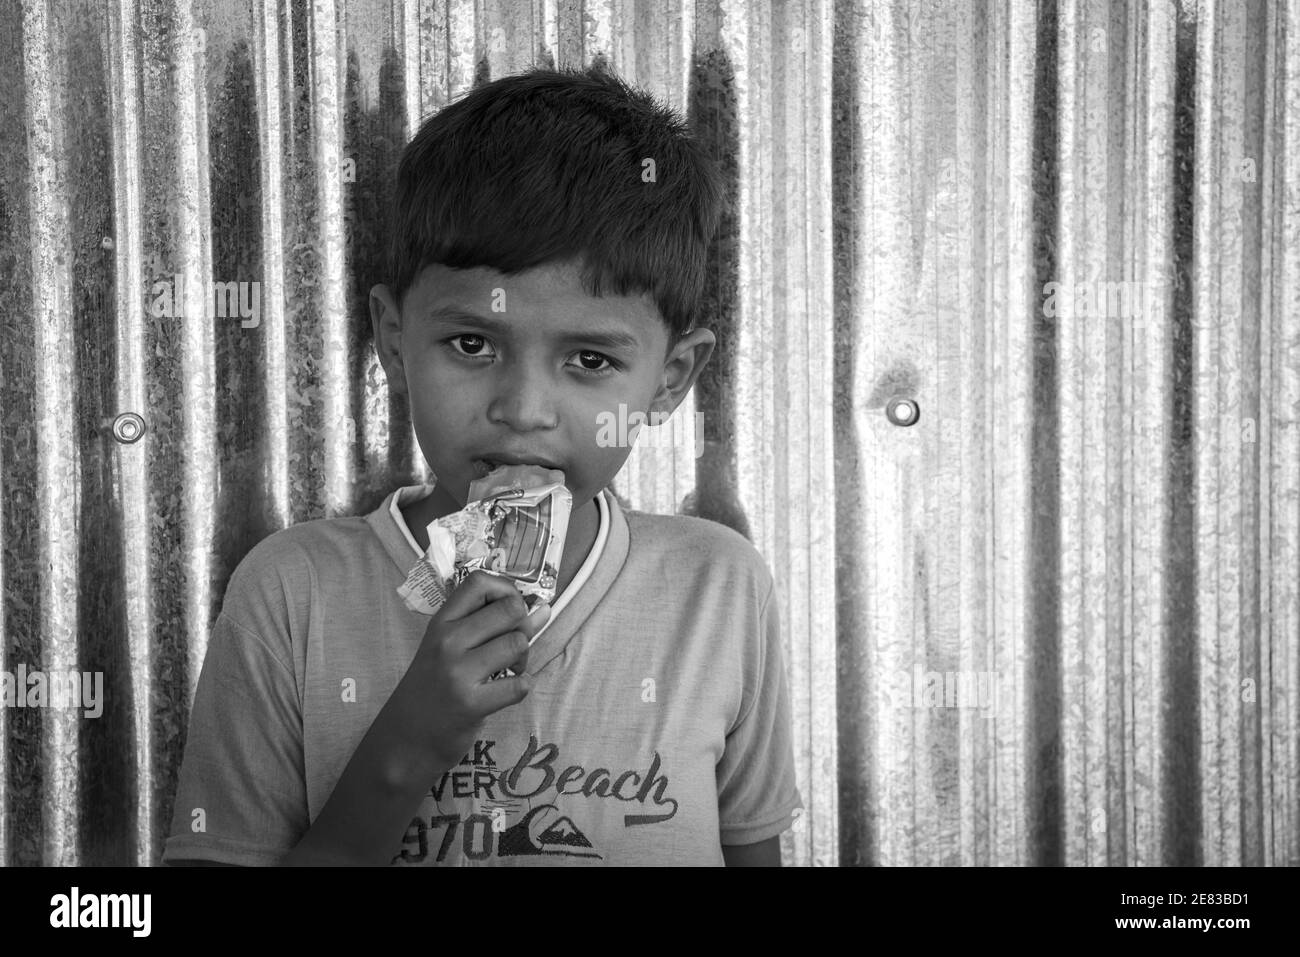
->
[220,512,379,626]
[620,506,775,597]
[233,512,375,578]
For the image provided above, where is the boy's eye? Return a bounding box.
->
[569,350,618,374]
[446,334,495,358]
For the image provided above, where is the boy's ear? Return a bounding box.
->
[649,327,715,420]
[369,283,408,397]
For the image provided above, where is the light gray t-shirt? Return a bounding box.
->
[162,484,803,866]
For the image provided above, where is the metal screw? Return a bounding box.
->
[108,412,147,444]
[885,397,920,427]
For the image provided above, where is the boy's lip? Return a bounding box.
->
[471,453,564,478]
[475,452,563,470]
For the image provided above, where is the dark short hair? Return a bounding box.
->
[387,65,724,349]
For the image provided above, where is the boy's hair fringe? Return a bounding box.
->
[387,65,725,348]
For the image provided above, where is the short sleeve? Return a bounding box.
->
[715,577,804,845]
[161,608,308,866]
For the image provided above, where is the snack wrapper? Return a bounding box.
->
[397,466,572,625]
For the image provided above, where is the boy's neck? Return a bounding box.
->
[400,485,600,600]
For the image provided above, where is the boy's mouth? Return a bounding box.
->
[471,456,562,478]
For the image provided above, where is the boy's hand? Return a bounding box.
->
[404,570,550,773]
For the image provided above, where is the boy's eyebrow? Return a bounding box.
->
[424,306,643,352]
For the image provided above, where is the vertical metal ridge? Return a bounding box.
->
[447,0,475,99]
[1055,0,1084,868]
[399,0,421,128]
[988,0,1035,865]
[769,0,835,869]
[1191,0,1224,866]
[361,2,407,487]
[981,0,1006,867]
[107,0,157,866]
[0,304,6,866]
[173,0,217,705]
[720,0,775,570]
[555,0,580,68]
[1256,0,1279,870]
[0,0,9,855]
[953,0,985,869]
[1102,0,1128,871]
[919,0,948,865]
[671,0,698,518]
[1128,0,1178,869]
[1009,0,1039,866]
[1270,0,1300,867]
[1095,0,1124,871]
[907,0,941,867]
[1192,0,1249,867]
[310,0,354,514]
[420,0,443,115]
[848,0,913,867]
[1120,0,1141,870]
[1238,0,1267,869]
[583,0,614,63]
[253,0,291,531]
[22,0,82,867]
[1056,0,1118,870]
[485,0,531,77]
[537,0,559,71]
[1212,0,1239,867]
[1215,0,1248,869]
[484,0,505,71]
[812,0,839,862]
[710,0,806,854]
[612,0,637,78]
[643,0,669,84]
[0,0,10,856]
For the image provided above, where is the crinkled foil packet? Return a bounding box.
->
[397,468,572,626]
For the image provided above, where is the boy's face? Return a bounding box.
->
[370,258,714,513]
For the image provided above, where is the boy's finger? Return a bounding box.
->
[516,601,550,639]
[453,595,548,652]
[473,672,533,714]
[465,629,532,681]
[435,570,520,624]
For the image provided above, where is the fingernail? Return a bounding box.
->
[528,601,551,617]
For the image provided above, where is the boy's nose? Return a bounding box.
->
[486,367,559,430]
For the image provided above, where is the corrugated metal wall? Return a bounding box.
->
[0,0,1296,867]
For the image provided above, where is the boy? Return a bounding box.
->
[163,65,802,866]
